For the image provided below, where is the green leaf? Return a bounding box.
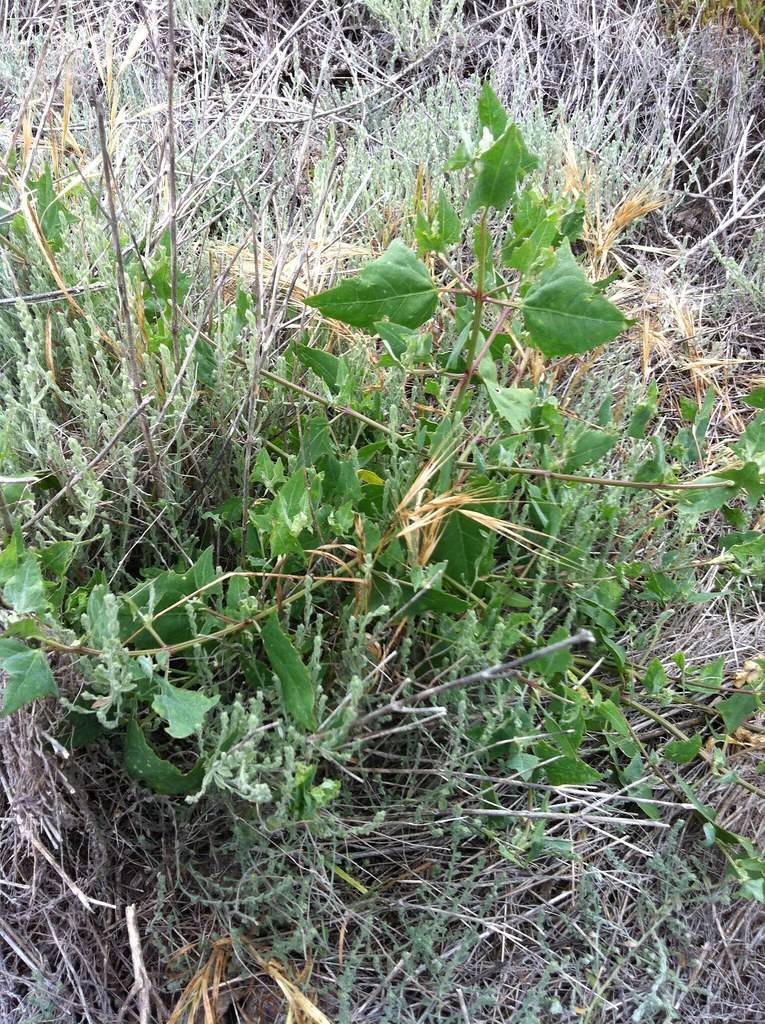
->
[714,461,765,503]
[717,692,758,735]
[539,749,602,785]
[305,241,438,332]
[664,734,702,764]
[261,613,316,731]
[0,639,58,716]
[2,548,46,614]
[628,381,659,438]
[464,124,538,218]
[642,658,668,695]
[484,384,535,432]
[123,720,204,795]
[744,387,765,410]
[296,344,342,389]
[731,414,765,467]
[521,241,631,357]
[152,680,219,739]
[434,510,492,587]
[415,190,461,255]
[477,83,508,138]
[564,429,618,471]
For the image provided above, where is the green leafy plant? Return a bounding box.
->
[2,87,764,895]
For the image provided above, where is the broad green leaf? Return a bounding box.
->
[521,241,631,357]
[559,197,585,241]
[39,541,74,579]
[434,510,492,587]
[732,412,765,469]
[3,548,46,614]
[261,613,316,731]
[123,719,204,795]
[483,384,535,432]
[477,83,508,138]
[593,698,630,738]
[539,750,602,786]
[464,124,538,218]
[152,680,219,739]
[744,387,765,410]
[192,546,217,590]
[717,692,758,734]
[305,241,438,332]
[0,639,58,716]
[714,461,765,502]
[664,734,702,764]
[564,429,618,471]
[685,656,725,694]
[296,344,342,389]
[415,190,461,255]
[504,217,558,274]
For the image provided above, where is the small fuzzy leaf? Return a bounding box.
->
[305,241,438,332]
[522,241,631,357]
[0,639,58,716]
[261,613,316,731]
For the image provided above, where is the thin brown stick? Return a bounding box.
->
[353,629,595,731]
[117,905,152,1024]
[92,93,164,498]
[166,0,180,369]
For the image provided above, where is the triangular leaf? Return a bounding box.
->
[0,639,58,716]
[484,383,535,432]
[477,83,508,138]
[464,124,538,218]
[717,692,758,735]
[3,547,46,614]
[522,241,631,357]
[415,190,461,255]
[296,344,342,389]
[305,241,438,332]
[664,734,702,764]
[152,680,219,739]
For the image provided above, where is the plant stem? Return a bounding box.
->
[465,209,488,370]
